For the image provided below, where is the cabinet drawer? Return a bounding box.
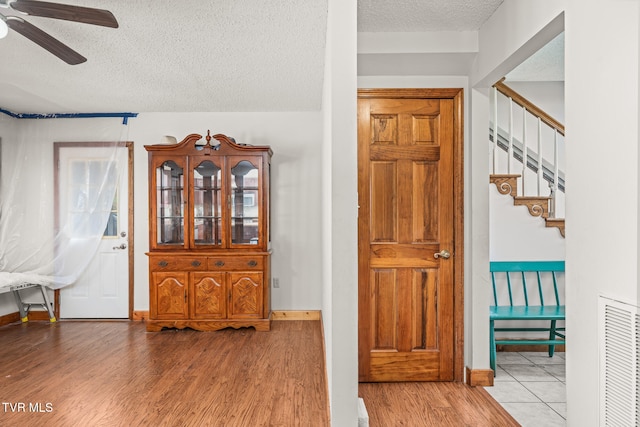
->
[208,257,264,271]
[150,257,207,271]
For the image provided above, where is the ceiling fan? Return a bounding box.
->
[0,0,118,65]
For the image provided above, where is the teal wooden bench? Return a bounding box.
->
[490,261,565,373]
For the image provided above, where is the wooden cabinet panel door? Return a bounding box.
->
[191,272,226,319]
[358,91,460,382]
[152,271,189,320]
[229,272,263,318]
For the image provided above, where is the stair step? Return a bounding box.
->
[489,174,520,198]
[490,173,565,238]
[513,196,551,219]
[545,218,565,237]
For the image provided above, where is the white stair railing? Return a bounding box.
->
[490,79,565,219]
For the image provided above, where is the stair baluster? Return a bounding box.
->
[537,117,543,196]
[493,86,499,173]
[490,78,565,237]
[522,106,527,196]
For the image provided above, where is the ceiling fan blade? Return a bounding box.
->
[6,16,86,64]
[10,0,118,28]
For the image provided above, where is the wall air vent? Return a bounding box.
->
[599,296,640,426]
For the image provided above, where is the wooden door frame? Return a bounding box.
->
[53,141,135,320]
[357,88,464,381]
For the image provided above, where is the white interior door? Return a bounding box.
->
[59,145,129,318]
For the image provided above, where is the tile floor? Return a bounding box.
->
[484,351,566,427]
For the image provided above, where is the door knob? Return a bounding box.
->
[113,243,127,250]
[434,249,451,259]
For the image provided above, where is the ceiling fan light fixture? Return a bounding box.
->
[0,17,7,39]
[0,1,119,63]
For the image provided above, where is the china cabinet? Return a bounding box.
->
[145,131,272,331]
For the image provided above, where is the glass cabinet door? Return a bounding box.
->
[156,160,184,246]
[230,159,260,245]
[193,159,222,246]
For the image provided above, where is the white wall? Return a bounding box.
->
[0,116,126,316]
[357,4,566,375]
[357,75,480,373]
[358,75,467,88]
[0,112,325,318]
[504,80,565,124]
[472,0,566,374]
[358,1,567,376]
[354,73,565,374]
[490,185,565,261]
[324,0,359,424]
[126,113,324,313]
[476,1,640,425]
[321,13,334,414]
[492,78,567,240]
[0,114,20,316]
[473,1,565,88]
[565,1,639,425]
[469,87,492,370]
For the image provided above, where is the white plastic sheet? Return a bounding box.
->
[0,114,129,289]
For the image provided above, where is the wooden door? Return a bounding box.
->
[358,89,463,382]
[57,143,133,319]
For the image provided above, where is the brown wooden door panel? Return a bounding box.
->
[153,271,188,320]
[359,91,460,382]
[369,98,441,115]
[412,161,440,242]
[366,266,448,381]
[191,272,226,319]
[370,161,398,242]
[370,351,441,382]
[229,272,263,318]
[369,145,441,161]
[370,244,440,268]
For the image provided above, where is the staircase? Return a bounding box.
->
[490,78,565,238]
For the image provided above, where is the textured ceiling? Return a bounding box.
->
[0,0,559,115]
[358,0,504,32]
[506,32,565,82]
[0,0,328,113]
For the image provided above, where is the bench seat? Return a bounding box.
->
[491,305,565,320]
[490,261,565,374]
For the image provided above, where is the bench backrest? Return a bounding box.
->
[490,261,565,307]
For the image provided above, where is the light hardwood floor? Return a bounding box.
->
[359,382,519,426]
[0,319,517,426]
[0,320,329,426]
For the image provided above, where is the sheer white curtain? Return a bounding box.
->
[0,115,128,289]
